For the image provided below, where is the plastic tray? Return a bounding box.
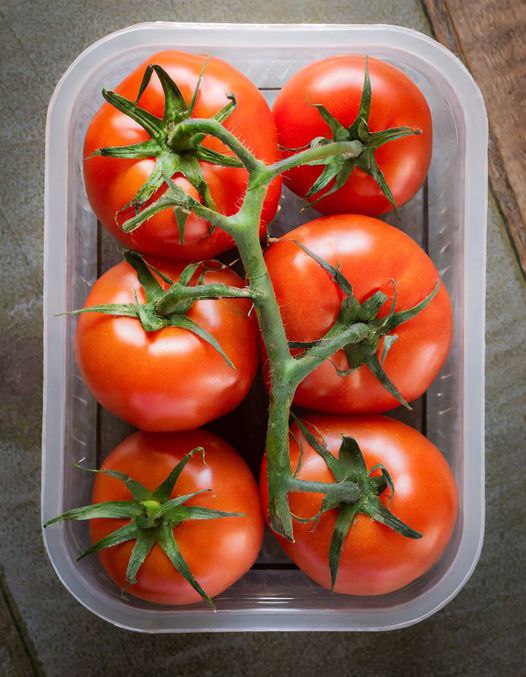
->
[42,22,487,632]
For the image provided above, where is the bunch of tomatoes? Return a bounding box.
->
[45,50,458,608]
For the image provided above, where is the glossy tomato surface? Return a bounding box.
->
[273,56,432,215]
[91,430,263,605]
[264,215,452,413]
[84,50,281,260]
[76,259,258,431]
[260,414,458,596]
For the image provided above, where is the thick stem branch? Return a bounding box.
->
[122,194,233,234]
[155,284,256,315]
[289,478,361,503]
[177,118,265,172]
[120,119,379,542]
[267,140,365,177]
[290,322,372,386]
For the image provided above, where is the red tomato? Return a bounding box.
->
[264,215,452,413]
[260,414,457,595]
[84,50,281,259]
[273,56,432,215]
[76,259,258,431]
[91,430,263,605]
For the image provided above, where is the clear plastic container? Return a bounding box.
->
[42,22,487,632]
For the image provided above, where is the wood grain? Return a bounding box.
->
[423,0,526,276]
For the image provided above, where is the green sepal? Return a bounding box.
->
[60,304,139,319]
[125,528,157,586]
[337,436,368,482]
[348,56,372,137]
[174,208,189,243]
[121,194,184,233]
[74,463,152,502]
[366,352,411,409]
[77,523,140,561]
[101,88,164,139]
[293,241,354,296]
[187,57,210,115]
[153,448,204,502]
[88,138,161,160]
[368,463,395,505]
[340,341,372,374]
[366,502,422,539]
[311,103,349,140]
[133,290,166,332]
[292,415,341,479]
[289,427,304,479]
[117,150,180,214]
[43,501,142,527]
[178,154,216,209]
[190,93,237,147]
[306,159,355,207]
[195,146,243,168]
[359,290,388,320]
[177,261,202,287]
[151,65,188,123]
[161,489,212,516]
[305,161,342,199]
[124,250,164,303]
[381,334,398,364]
[167,314,235,369]
[157,522,215,609]
[368,125,422,148]
[356,148,400,217]
[382,281,440,332]
[167,505,242,524]
[328,501,361,590]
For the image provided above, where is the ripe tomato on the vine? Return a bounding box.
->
[90,430,263,605]
[75,257,258,431]
[264,214,452,413]
[260,414,457,595]
[273,55,432,215]
[84,50,281,260]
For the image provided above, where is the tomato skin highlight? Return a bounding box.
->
[83,50,281,260]
[264,214,452,413]
[75,259,258,431]
[91,430,263,605]
[273,55,432,215]
[260,414,458,596]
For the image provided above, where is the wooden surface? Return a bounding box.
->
[423,0,526,276]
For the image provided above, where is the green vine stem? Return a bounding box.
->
[120,118,390,540]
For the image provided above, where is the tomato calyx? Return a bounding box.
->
[88,63,243,240]
[290,242,439,409]
[287,58,422,216]
[67,250,257,367]
[44,448,242,608]
[292,416,422,590]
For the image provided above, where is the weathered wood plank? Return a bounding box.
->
[423,0,526,276]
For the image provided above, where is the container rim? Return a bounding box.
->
[42,21,487,632]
